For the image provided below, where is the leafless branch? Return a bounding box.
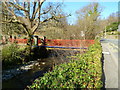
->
[1,19,23,24]
[40,6,52,15]
[31,0,45,20]
[9,2,28,12]
[31,2,37,20]
[3,2,17,19]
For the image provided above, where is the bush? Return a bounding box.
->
[28,40,103,89]
[2,44,23,69]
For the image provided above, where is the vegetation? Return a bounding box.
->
[1,1,119,89]
[107,31,119,35]
[2,44,23,69]
[38,3,103,40]
[2,1,118,89]
[2,1,70,54]
[2,43,48,69]
[106,22,120,32]
[2,1,119,40]
[28,40,103,89]
[40,3,119,40]
[1,2,25,35]
[76,3,102,39]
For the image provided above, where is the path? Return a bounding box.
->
[101,39,118,88]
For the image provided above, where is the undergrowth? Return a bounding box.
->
[28,40,103,89]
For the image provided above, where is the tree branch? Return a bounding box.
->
[3,2,17,19]
[41,14,71,24]
[31,0,45,20]
[38,2,41,21]
[9,2,28,12]
[1,19,23,24]
[32,0,45,34]
[40,16,54,24]
[27,2,30,19]
[40,6,52,15]
[31,2,37,20]
[31,21,39,34]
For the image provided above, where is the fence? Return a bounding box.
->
[8,38,94,48]
[45,39,94,48]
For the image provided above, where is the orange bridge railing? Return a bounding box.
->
[9,38,95,48]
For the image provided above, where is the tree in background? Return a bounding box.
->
[37,2,69,39]
[107,12,118,23]
[1,2,25,36]
[76,3,102,39]
[105,12,119,32]
[39,14,69,39]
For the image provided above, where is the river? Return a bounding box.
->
[2,49,84,89]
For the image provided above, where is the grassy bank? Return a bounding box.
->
[28,40,103,89]
[2,44,29,69]
[2,43,48,70]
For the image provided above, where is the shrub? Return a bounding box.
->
[2,44,23,69]
[28,40,103,89]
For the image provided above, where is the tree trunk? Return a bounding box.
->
[27,34,33,56]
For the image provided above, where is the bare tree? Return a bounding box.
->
[2,0,69,53]
[76,3,102,39]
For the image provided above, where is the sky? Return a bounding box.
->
[62,2,119,25]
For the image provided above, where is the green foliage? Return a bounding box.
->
[106,22,120,32]
[28,40,103,89]
[107,31,119,35]
[2,44,23,68]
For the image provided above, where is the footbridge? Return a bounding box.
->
[8,38,95,49]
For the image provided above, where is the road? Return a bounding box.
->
[100,38,119,89]
[0,44,2,89]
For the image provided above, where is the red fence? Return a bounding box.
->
[9,39,94,48]
[45,39,94,48]
[9,39,28,44]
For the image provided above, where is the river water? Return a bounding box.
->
[2,49,85,89]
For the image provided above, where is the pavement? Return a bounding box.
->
[101,39,118,89]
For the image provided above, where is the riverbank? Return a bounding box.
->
[2,49,83,89]
[28,40,103,89]
[2,60,40,81]
[3,49,83,81]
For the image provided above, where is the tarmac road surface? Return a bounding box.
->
[101,39,119,89]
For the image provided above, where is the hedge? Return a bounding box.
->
[28,40,103,89]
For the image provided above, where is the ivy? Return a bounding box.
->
[28,40,103,89]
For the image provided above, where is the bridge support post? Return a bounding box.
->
[34,36,39,46]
